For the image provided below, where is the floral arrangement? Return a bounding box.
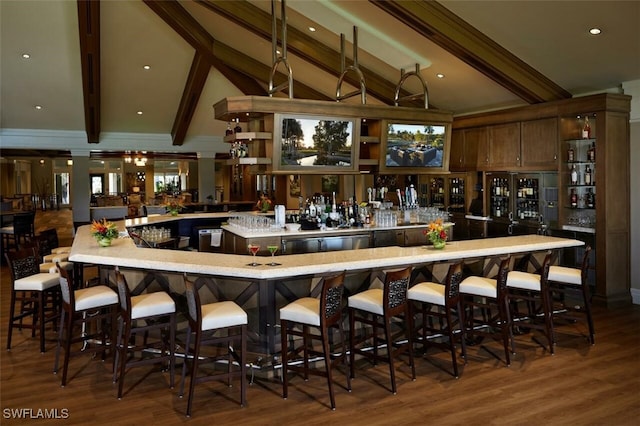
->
[423,218,449,248]
[166,200,184,215]
[90,218,119,241]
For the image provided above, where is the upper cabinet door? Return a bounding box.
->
[520,117,558,170]
[449,129,465,172]
[486,122,521,169]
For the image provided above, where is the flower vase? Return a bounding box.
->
[432,240,446,250]
[97,237,113,247]
[170,210,178,217]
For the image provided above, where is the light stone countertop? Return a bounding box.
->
[71,215,584,281]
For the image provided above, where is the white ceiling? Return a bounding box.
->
[1,0,638,157]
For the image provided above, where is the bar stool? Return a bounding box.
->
[113,269,176,399]
[506,252,554,355]
[180,275,247,417]
[408,261,467,378]
[348,266,415,394]
[53,262,119,386]
[280,271,350,410]
[459,257,512,366]
[548,246,595,344]
[5,247,60,353]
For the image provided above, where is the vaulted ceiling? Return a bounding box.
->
[1,0,638,158]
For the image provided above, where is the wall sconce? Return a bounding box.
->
[67,159,73,166]
[39,159,45,165]
[134,157,147,167]
[124,156,132,163]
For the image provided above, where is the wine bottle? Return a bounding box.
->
[225,122,233,136]
[570,189,578,208]
[588,142,596,162]
[234,118,242,134]
[582,116,591,139]
[585,165,592,185]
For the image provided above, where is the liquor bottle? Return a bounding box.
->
[225,122,233,136]
[570,189,578,208]
[567,144,575,162]
[234,118,242,134]
[588,142,596,162]
[585,165,592,185]
[570,164,578,185]
[582,116,591,139]
[586,188,595,208]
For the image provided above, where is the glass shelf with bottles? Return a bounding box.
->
[567,187,596,210]
[429,177,445,208]
[448,177,465,212]
[489,177,510,219]
[515,178,539,221]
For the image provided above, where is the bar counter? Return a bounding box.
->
[68,214,584,359]
[70,215,583,280]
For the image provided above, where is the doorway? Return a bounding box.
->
[90,174,104,194]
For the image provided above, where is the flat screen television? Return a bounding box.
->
[272,113,359,173]
[380,121,451,173]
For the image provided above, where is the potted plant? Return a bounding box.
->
[90,218,119,247]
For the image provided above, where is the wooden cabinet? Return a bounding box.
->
[450,128,481,171]
[520,117,558,169]
[482,122,521,169]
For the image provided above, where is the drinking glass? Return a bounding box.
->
[247,244,261,266]
[267,244,280,266]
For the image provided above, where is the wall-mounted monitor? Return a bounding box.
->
[380,121,451,173]
[272,114,359,173]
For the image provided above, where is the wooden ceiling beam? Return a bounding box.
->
[195,0,423,107]
[370,0,572,104]
[170,53,210,146]
[77,0,101,143]
[144,0,329,102]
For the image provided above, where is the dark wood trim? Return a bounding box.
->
[196,0,423,107]
[77,0,101,144]
[370,0,572,104]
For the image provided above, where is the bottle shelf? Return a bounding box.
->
[565,206,595,210]
[224,132,272,143]
[564,138,596,143]
[226,157,271,166]
[567,184,595,188]
[566,161,595,165]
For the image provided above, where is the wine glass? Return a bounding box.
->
[267,244,280,266]
[247,244,261,266]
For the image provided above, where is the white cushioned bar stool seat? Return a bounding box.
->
[113,270,176,400]
[180,275,247,417]
[408,262,467,378]
[5,247,61,353]
[51,246,72,254]
[43,252,69,263]
[459,257,512,366]
[349,266,415,394]
[505,252,554,355]
[201,301,248,330]
[280,272,350,410]
[53,263,119,386]
[547,246,595,345]
[41,261,73,274]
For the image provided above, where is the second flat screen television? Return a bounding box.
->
[384,123,447,168]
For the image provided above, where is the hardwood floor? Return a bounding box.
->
[1,209,639,424]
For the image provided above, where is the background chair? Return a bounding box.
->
[280,271,350,410]
[408,261,466,378]
[5,247,60,353]
[53,262,118,386]
[348,266,415,394]
[1,210,35,253]
[113,270,176,399]
[548,246,595,345]
[180,275,247,417]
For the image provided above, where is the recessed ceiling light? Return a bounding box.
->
[137,111,143,115]
[34,105,42,110]
[22,53,30,59]
[308,26,316,32]
[436,73,445,79]
[589,28,601,35]
[143,65,151,70]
